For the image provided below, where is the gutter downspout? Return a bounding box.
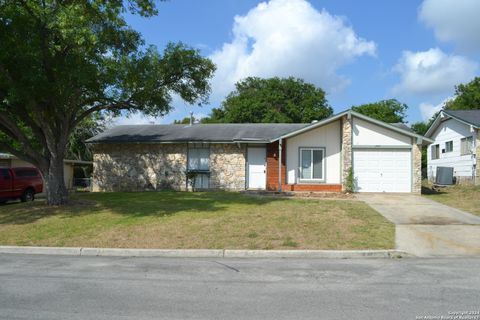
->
[278,138,283,192]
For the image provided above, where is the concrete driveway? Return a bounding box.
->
[357,194,480,257]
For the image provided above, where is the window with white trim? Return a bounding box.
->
[299,148,324,182]
[461,136,473,155]
[445,141,453,153]
[431,144,440,160]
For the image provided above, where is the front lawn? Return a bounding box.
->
[0,191,394,250]
[423,184,480,217]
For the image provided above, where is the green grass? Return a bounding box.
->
[423,184,480,217]
[0,191,394,249]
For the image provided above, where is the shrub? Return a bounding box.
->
[344,167,354,193]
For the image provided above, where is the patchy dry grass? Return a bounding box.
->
[423,184,480,217]
[0,191,394,249]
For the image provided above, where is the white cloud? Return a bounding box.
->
[419,0,480,52]
[419,97,453,121]
[392,48,477,96]
[209,0,376,100]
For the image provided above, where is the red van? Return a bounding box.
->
[0,167,44,203]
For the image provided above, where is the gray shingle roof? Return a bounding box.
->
[444,110,480,127]
[389,123,413,132]
[86,123,310,144]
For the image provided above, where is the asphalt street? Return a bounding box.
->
[0,254,479,320]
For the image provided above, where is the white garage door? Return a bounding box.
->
[353,149,411,193]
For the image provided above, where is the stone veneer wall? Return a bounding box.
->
[92,143,188,192]
[92,143,247,192]
[209,144,246,190]
[476,130,480,185]
[341,115,352,191]
[412,143,422,193]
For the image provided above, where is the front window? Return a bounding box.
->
[188,147,210,171]
[431,144,440,160]
[188,147,210,190]
[461,136,473,155]
[299,148,324,182]
[445,141,453,153]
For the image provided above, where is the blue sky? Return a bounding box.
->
[120,0,480,125]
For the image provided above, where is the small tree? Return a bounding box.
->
[343,168,355,193]
[186,171,198,192]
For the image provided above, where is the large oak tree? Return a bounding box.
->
[205,77,333,123]
[0,0,215,204]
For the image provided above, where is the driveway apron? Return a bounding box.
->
[357,194,480,257]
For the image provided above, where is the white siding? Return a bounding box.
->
[352,118,411,146]
[427,119,476,180]
[285,120,341,184]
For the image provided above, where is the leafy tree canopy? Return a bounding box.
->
[410,122,430,136]
[446,77,480,110]
[206,77,333,123]
[352,99,408,123]
[0,0,215,204]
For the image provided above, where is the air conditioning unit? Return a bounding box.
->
[435,167,454,185]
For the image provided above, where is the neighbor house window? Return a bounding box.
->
[431,144,440,160]
[461,136,473,155]
[445,141,453,153]
[299,148,324,182]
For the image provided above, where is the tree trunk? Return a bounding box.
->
[44,157,68,205]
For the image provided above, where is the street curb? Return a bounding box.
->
[223,249,407,258]
[81,248,224,257]
[0,246,409,259]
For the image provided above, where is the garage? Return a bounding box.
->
[353,149,412,193]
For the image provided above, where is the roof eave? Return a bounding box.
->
[272,110,350,141]
[350,111,434,143]
[86,139,270,144]
[425,111,480,138]
[272,110,433,144]
[442,110,480,129]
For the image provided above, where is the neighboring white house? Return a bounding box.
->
[425,110,480,184]
[0,153,92,189]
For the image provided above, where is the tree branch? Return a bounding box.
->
[0,141,45,169]
[73,100,137,127]
[0,115,44,164]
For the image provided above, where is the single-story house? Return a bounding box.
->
[425,109,480,184]
[87,110,431,193]
[0,153,92,189]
